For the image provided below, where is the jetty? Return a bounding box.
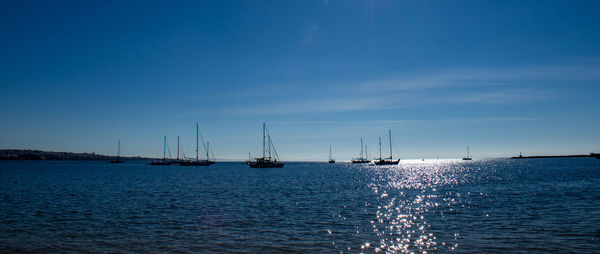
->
[512,153,600,159]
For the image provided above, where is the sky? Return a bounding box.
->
[1,0,599,161]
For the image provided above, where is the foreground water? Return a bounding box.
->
[1,158,599,253]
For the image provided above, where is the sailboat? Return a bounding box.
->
[351,138,370,163]
[149,136,173,165]
[110,140,124,163]
[462,146,473,160]
[247,123,284,168]
[374,130,400,165]
[328,145,335,163]
[180,123,210,166]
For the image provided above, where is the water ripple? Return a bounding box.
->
[1,159,599,253]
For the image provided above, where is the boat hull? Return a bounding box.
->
[462,158,472,160]
[351,160,370,163]
[149,160,173,165]
[179,160,210,166]
[328,160,335,163]
[247,161,284,168]
[110,159,123,163]
[374,159,399,165]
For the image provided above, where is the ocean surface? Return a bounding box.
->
[1,158,599,253]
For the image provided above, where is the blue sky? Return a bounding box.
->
[1,0,599,160]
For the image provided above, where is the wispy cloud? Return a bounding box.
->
[433,89,554,105]
[271,117,543,126]
[221,94,402,115]
[187,61,600,116]
[348,64,600,93]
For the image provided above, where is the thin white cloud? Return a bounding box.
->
[430,89,554,105]
[185,61,600,116]
[348,64,600,93]
[271,117,543,126]
[221,94,402,115]
[216,88,553,116]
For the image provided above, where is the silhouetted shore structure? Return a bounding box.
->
[512,153,600,159]
[0,149,149,161]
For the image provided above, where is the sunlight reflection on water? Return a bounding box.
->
[1,159,599,253]
[361,160,487,253]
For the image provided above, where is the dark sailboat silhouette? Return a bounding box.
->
[149,136,173,165]
[110,140,124,163]
[352,138,370,163]
[462,146,473,160]
[328,145,335,163]
[180,122,210,166]
[374,129,400,165]
[247,123,284,168]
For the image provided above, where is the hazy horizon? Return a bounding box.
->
[2,1,599,161]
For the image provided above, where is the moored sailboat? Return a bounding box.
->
[328,145,335,163]
[462,146,473,160]
[352,138,370,163]
[247,123,284,168]
[180,122,210,166]
[110,140,124,163]
[374,129,400,165]
[149,136,173,165]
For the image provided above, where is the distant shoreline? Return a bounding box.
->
[0,149,151,161]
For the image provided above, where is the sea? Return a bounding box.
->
[1,158,599,253]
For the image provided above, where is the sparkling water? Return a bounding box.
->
[1,158,599,252]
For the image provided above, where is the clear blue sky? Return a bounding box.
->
[1,0,599,160]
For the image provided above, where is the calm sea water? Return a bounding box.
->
[1,159,599,253]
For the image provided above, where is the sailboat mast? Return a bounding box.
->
[268,135,272,160]
[360,138,364,159]
[329,145,332,160]
[262,123,266,159]
[389,129,393,160]
[163,136,166,160]
[196,123,199,161]
[206,141,210,160]
[177,136,180,160]
[117,140,120,158]
[379,137,382,160]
